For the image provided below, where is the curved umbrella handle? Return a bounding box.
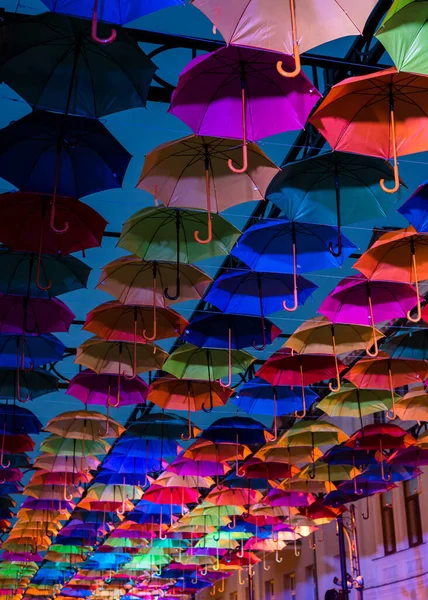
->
[275,548,283,563]
[108,381,120,408]
[407,249,422,323]
[143,275,157,342]
[294,362,307,419]
[36,245,52,291]
[386,364,397,421]
[263,550,270,571]
[219,578,225,593]
[228,88,248,174]
[210,585,216,596]
[366,294,379,357]
[276,0,301,78]
[238,568,246,586]
[195,165,213,244]
[180,392,192,442]
[362,496,370,520]
[329,233,342,258]
[124,318,137,380]
[328,328,341,392]
[91,0,117,44]
[237,539,244,558]
[227,514,236,530]
[50,197,68,234]
[380,106,400,194]
[220,329,232,387]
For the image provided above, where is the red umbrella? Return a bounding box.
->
[257,349,346,417]
[237,458,298,480]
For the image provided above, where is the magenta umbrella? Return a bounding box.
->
[318,274,420,357]
[66,369,149,408]
[169,45,320,173]
[0,294,75,334]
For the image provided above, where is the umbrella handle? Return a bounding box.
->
[91,0,117,44]
[275,548,283,563]
[124,319,138,380]
[50,197,68,234]
[263,550,270,571]
[362,496,370,520]
[202,365,214,412]
[380,108,400,194]
[108,381,120,408]
[219,578,225,593]
[201,565,208,576]
[143,277,157,341]
[195,166,213,244]
[238,568,246,585]
[210,585,216,596]
[16,367,30,403]
[36,244,52,291]
[180,395,192,442]
[293,535,300,557]
[228,514,236,529]
[386,365,397,421]
[295,363,307,419]
[407,250,422,323]
[283,238,298,312]
[328,331,341,392]
[276,0,301,77]
[329,233,342,258]
[237,539,244,558]
[220,329,233,387]
[309,534,316,551]
[366,295,379,357]
[228,88,248,174]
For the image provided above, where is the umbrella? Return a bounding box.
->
[310,68,428,193]
[0,295,75,335]
[237,458,298,481]
[266,151,401,256]
[394,388,428,422]
[354,227,428,321]
[381,325,428,360]
[317,385,394,423]
[344,352,428,419]
[192,0,378,76]
[0,193,107,256]
[204,269,318,319]
[319,274,420,356]
[0,110,131,233]
[0,13,155,118]
[97,259,211,339]
[184,440,251,463]
[148,378,232,441]
[201,416,271,447]
[375,0,428,75]
[0,404,42,435]
[231,219,356,311]
[136,135,278,243]
[169,46,320,173]
[33,454,100,473]
[257,349,347,417]
[398,181,428,232]
[45,410,124,440]
[162,344,254,390]
[0,333,65,369]
[0,251,91,297]
[66,369,148,408]
[284,316,384,390]
[283,420,348,448]
[75,337,168,376]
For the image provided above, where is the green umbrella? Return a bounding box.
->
[317,384,395,423]
[162,344,255,395]
[376,0,428,74]
[40,435,110,456]
[266,151,401,257]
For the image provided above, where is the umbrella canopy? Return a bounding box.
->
[282,420,349,447]
[398,181,428,232]
[381,325,428,360]
[0,334,65,369]
[375,0,428,74]
[345,424,415,451]
[0,13,156,118]
[148,378,232,412]
[395,388,428,422]
[66,370,148,408]
[0,295,75,335]
[317,385,394,421]
[45,410,124,440]
[0,404,43,435]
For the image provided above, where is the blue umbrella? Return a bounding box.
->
[103,454,161,474]
[322,444,378,468]
[231,219,356,311]
[381,325,428,360]
[0,404,43,435]
[183,312,282,353]
[0,334,65,369]
[93,472,147,486]
[398,181,428,232]
[201,416,270,447]
[204,269,318,318]
[232,377,318,438]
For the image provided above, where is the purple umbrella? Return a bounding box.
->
[169,45,320,173]
[0,294,75,334]
[66,369,149,408]
[318,274,420,357]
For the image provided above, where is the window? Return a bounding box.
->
[380,490,396,555]
[404,479,423,547]
[265,580,275,600]
[305,565,317,600]
[284,573,296,598]
[230,593,238,600]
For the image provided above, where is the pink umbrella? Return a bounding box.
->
[169,45,320,173]
[66,369,149,408]
[318,274,420,356]
[0,294,75,334]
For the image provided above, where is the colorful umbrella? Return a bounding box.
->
[381,325,428,360]
[231,219,356,311]
[394,387,428,422]
[398,181,428,232]
[266,151,401,256]
[45,410,124,440]
[170,46,320,172]
[0,333,65,369]
[67,369,148,409]
[310,68,428,193]
[282,420,349,448]
[317,385,394,423]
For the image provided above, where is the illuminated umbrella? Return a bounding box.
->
[344,352,428,419]
[135,136,277,244]
[39,435,110,455]
[299,461,360,482]
[310,68,428,193]
[205,486,262,507]
[395,388,428,422]
[45,410,124,439]
[284,316,384,391]
[184,440,251,463]
[66,369,148,409]
[283,420,348,448]
[317,385,394,424]
[34,454,100,472]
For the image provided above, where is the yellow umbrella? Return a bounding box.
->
[45,410,124,440]
[256,442,323,465]
[281,420,349,447]
[284,316,384,391]
[395,387,428,422]
[299,461,360,481]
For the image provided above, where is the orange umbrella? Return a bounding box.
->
[184,439,252,463]
[354,226,428,322]
[148,378,232,441]
[344,352,428,420]
[310,68,428,193]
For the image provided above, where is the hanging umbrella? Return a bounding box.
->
[310,68,428,193]
[238,457,299,481]
[148,378,231,441]
[34,455,100,472]
[322,444,379,468]
[169,46,320,173]
[0,13,155,118]
[375,0,428,75]
[192,0,378,76]
[204,269,318,318]
[0,334,65,369]
[398,181,428,232]
[0,295,75,335]
[162,344,254,389]
[299,462,360,482]
[205,486,262,507]
[201,416,272,447]
[0,193,107,256]
[135,136,277,244]
[319,274,420,355]
[168,458,231,479]
[344,352,428,419]
[0,251,91,298]
[231,219,356,311]
[0,404,43,435]
[266,151,402,256]
[381,325,428,360]
[257,349,346,417]
[283,420,349,448]
[75,337,168,377]
[184,440,251,463]
[354,227,428,321]
[45,410,124,440]
[317,385,394,423]
[66,369,148,409]
[284,316,384,391]
[394,388,428,422]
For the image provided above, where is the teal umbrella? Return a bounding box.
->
[381,325,428,360]
[266,151,402,257]
[376,0,428,75]
[0,368,58,401]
